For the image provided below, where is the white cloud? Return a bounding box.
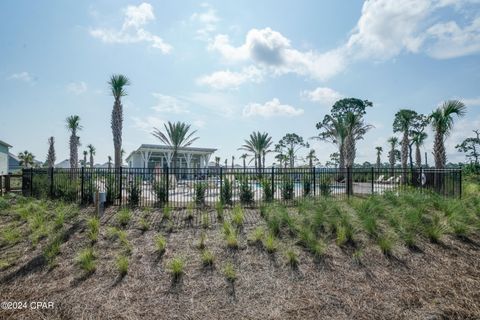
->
[66,81,87,95]
[208,28,346,81]
[193,119,206,128]
[132,115,165,133]
[424,17,480,59]
[90,2,172,53]
[461,97,480,107]
[151,93,189,114]
[190,3,220,40]
[8,71,33,83]
[301,87,343,106]
[197,66,263,89]
[203,1,480,88]
[243,98,304,117]
[345,0,480,60]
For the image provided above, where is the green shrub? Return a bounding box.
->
[154,234,167,254]
[43,233,63,265]
[163,205,172,220]
[281,178,294,201]
[153,179,168,207]
[261,179,273,202]
[248,226,265,245]
[263,233,278,253]
[201,250,214,267]
[0,226,21,246]
[105,173,119,206]
[319,177,331,196]
[377,233,396,255]
[194,183,207,207]
[285,248,299,268]
[127,182,141,207]
[168,256,184,280]
[0,197,10,211]
[239,179,254,205]
[223,262,236,282]
[87,216,100,242]
[231,205,244,227]
[220,178,232,206]
[138,217,150,232]
[116,208,132,227]
[116,254,129,275]
[303,176,311,197]
[197,231,207,250]
[215,201,224,221]
[76,247,96,273]
[226,232,238,249]
[201,212,210,229]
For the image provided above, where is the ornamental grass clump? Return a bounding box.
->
[155,234,167,254]
[223,262,236,282]
[76,247,96,273]
[284,248,299,268]
[201,250,215,267]
[168,256,184,281]
[116,208,132,228]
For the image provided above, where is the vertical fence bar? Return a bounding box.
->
[371,167,374,195]
[80,167,84,204]
[30,168,33,197]
[165,166,169,205]
[50,167,54,198]
[119,166,123,207]
[271,166,275,199]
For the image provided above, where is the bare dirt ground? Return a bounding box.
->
[1,207,480,320]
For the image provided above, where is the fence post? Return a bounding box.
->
[165,166,169,205]
[119,166,123,206]
[0,176,2,196]
[50,167,54,198]
[80,166,84,204]
[30,168,33,197]
[459,169,462,199]
[271,166,275,197]
[371,167,374,195]
[346,166,352,198]
[219,167,223,203]
[312,166,316,196]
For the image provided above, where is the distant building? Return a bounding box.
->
[0,140,12,175]
[8,152,21,173]
[126,144,217,169]
[55,159,71,169]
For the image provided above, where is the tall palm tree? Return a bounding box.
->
[393,109,418,172]
[305,149,318,169]
[18,150,35,168]
[82,150,88,168]
[66,115,82,169]
[375,146,383,168]
[313,115,347,169]
[109,74,130,168]
[87,144,96,168]
[238,132,273,172]
[240,153,248,170]
[108,156,112,169]
[46,137,56,169]
[412,132,427,168]
[152,121,199,168]
[429,100,466,169]
[387,137,399,174]
[344,112,373,168]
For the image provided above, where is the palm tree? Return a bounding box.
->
[387,137,399,175]
[343,112,373,167]
[393,109,418,173]
[313,115,347,169]
[46,137,56,169]
[82,150,88,168]
[120,148,126,165]
[87,144,96,168]
[18,150,35,168]
[412,132,427,168]
[231,156,235,169]
[108,156,112,169]
[238,132,273,172]
[109,74,130,168]
[66,115,82,169]
[429,100,466,169]
[375,146,383,168]
[305,149,318,169]
[152,121,199,168]
[240,153,248,170]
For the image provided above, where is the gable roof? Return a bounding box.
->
[0,140,12,148]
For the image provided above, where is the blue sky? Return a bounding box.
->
[1,0,479,166]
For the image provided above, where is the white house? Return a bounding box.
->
[0,140,12,175]
[125,144,217,169]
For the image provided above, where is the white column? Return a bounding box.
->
[184,153,193,168]
[165,151,173,167]
[141,151,152,168]
[204,153,212,168]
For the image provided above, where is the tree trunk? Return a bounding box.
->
[401,132,408,171]
[415,144,422,168]
[90,154,94,168]
[433,131,445,169]
[70,134,79,169]
[344,136,355,168]
[376,154,381,168]
[112,98,123,168]
[338,143,345,170]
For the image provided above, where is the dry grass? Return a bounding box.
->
[0,192,479,320]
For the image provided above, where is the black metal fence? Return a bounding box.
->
[21,167,462,207]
